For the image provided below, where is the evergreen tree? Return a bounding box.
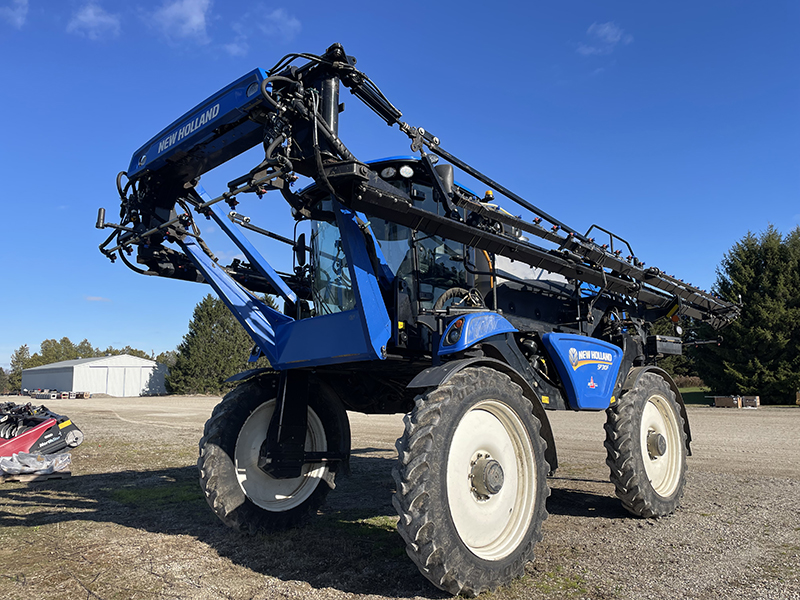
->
[38,337,79,364]
[693,225,800,404]
[0,367,9,394]
[166,294,272,395]
[76,339,97,358]
[9,344,30,391]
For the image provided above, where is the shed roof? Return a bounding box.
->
[23,354,158,371]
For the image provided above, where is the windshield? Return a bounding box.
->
[371,174,468,310]
[310,201,355,315]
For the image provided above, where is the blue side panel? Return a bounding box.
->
[273,310,380,368]
[438,312,517,356]
[334,200,392,357]
[127,68,268,180]
[196,186,297,305]
[358,212,395,287]
[541,333,623,410]
[177,198,391,370]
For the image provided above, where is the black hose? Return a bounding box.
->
[267,52,331,76]
[433,287,471,311]
[99,229,118,254]
[118,248,150,275]
[315,115,357,162]
[259,76,299,111]
[264,133,288,166]
[116,171,127,198]
[311,93,340,202]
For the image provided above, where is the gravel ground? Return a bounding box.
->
[0,396,797,600]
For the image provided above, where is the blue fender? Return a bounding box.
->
[407,357,558,474]
[438,312,517,356]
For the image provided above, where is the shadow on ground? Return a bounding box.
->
[0,454,628,597]
[547,477,629,519]
[0,454,443,598]
[547,486,629,519]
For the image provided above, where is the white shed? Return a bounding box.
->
[22,355,168,397]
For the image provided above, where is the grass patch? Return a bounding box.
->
[355,514,399,532]
[679,386,712,405]
[531,566,589,596]
[110,481,204,507]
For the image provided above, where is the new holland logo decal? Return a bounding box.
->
[568,347,614,371]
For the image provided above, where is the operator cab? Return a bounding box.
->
[299,157,471,319]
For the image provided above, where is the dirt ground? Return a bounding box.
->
[0,396,798,600]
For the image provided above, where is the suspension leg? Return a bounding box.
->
[258,370,310,479]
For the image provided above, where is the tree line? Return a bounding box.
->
[689,225,800,404]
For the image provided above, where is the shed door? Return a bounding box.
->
[107,367,125,396]
[123,367,143,397]
[87,366,110,395]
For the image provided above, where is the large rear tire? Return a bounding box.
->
[198,375,349,532]
[392,367,549,596]
[604,372,687,518]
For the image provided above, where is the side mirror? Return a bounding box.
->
[294,233,306,267]
[434,163,454,197]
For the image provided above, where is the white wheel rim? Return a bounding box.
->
[446,400,536,561]
[640,394,682,497]
[234,400,328,511]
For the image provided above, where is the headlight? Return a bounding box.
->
[444,318,465,346]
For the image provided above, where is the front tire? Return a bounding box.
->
[392,367,549,596]
[198,375,349,532]
[604,372,687,517]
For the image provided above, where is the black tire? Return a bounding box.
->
[198,375,349,532]
[604,372,687,518]
[392,367,549,596]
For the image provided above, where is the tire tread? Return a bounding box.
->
[198,376,345,533]
[392,367,549,596]
[604,372,687,518]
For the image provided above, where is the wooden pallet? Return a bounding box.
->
[0,471,71,483]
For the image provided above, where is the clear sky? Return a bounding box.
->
[1,1,798,369]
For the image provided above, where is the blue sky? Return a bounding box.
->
[1,1,798,369]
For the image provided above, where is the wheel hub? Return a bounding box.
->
[234,400,328,511]
[471,454,505,498]
[647,430,667,459]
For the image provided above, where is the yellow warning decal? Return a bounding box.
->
[609,396,616,404]
[58,420,72,429]
[542,396,549,404]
